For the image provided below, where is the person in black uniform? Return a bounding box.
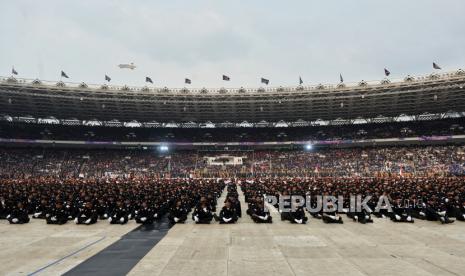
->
[424,199,454,224]
[75,202,98,225]
[168,200,188,224]
[46,202,69,225]
[192,199,213,224]
[7,202,30,224]
[216,200,238,224]
[109,200,129,224]
[250,201,272,223]
[135,201,155,224]
[322,202,343,224]
[32,199,49,219]
[390,199,414,223]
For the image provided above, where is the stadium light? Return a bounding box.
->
[158,145,169,152]
[305,144,313,151]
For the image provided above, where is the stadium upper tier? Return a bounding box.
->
[1,70,465,124]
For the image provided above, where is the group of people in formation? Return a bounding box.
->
[167,183,242,225]
[1,177,464,226]
[242,178,465,225]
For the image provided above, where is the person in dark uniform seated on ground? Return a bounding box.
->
[32,199,49,219]
[453,200,465,221]
[46,202,69,225]
[168,200,188,224]
[250,201,272,223]
[192,200,213,224]
[7,202,30,224]
[216,200,238,224]
[390,199,414,223]
[424,199,454,224]
[322,202,343,224]
[135,201,155,224]
[75,202,98,225]
[281,201,308,224]
[109,200,129,225]
[347,208,374,224]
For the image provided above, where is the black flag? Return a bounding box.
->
[261,78,269,85]
[433,62,441,70]
[61,71,69,78]
[146,77,153,84]
[105,75,111,82]
[185,78,191,84]
[339,74,344,83]
[12,67,18,75]
[222,75,230,81]
[384,68,391,77]
[299,76,303,85]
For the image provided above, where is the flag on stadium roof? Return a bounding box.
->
[11,67,18,75]
[433,62,441,70]
[299,76,303,85]
[105,75,111,82]
[384,68,391,77]
[61,71,69,78]
[222,75,230,81]
[339,74,344,83]
[185,78,191,84]
[261,78,269,85]
[146,77,153,84]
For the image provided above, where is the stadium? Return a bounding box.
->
[1,1,465,276]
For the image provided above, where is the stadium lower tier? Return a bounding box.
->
[1,145,464,178]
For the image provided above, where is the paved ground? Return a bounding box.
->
[0,186,464,276]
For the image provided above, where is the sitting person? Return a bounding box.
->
[75,202,98,225]
[424,200,454,224]
[322,202,343,224]
[192,200,213,224]
[250,201,272,223]
[7,202,30,224]
[168,200,188,224]
[390,199,414,223]
[216,200,238,224]
[46,202,69,225]
[135,201,155,224]
[109,200,129,225]
[32,199,49,219]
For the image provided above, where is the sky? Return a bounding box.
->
[1,0,465,88]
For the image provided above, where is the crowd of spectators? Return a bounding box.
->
[2,146,464,179]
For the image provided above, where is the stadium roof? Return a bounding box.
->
[1,70,465,126]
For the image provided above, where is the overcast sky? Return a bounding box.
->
[1,0,465,87]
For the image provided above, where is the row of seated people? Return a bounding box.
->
[0,178,224,225]
[241,178,465,225]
